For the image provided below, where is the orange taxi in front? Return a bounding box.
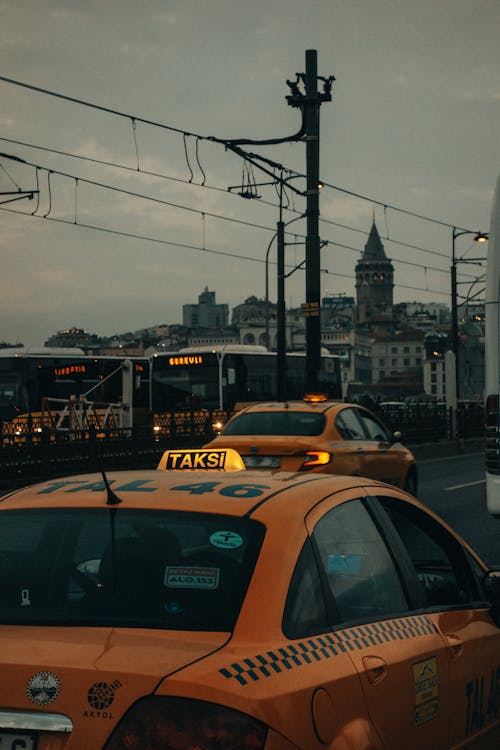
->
[204,398,418,493]
[0,448,499,749]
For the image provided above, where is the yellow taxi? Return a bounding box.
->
[1,448,499,750]
[204,397,418,493]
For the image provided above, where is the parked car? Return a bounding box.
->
[0,448,499,749]
[204,397,418,493]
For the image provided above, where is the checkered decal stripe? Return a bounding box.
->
[219,614,437,686]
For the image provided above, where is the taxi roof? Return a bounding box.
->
[0,467,374,521]
[235,399,344,414]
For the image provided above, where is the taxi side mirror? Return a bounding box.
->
[484,570,500,627]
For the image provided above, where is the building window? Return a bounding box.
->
[379,358,385,366]
[391,359,397,366]
[391,347,397,354]
[404,358,410,366]
[404,346,410,354]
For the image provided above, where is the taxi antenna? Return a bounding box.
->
[100,467,122,506]
[89,425,122,505]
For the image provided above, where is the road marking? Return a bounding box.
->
[445,479,486,491]
[419,451,482,465]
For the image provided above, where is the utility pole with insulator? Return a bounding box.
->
[286,50,334,393]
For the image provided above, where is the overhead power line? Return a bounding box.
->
[0,136,294,212]
[0,75,483,234]
[319,215,452,261]
[1,150,480,284]
[0,74,198,138]
[0,202,457,300]
[0,137,459,264]
[318,180,473,232]
[0,151,276,233]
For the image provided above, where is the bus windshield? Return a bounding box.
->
[150,348,342,412]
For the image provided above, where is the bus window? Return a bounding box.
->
[149,347,342,412]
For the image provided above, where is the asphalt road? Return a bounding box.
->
[418,451,500,567]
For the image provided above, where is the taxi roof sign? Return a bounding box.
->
[303,392,328,403]
[157,448,245,472]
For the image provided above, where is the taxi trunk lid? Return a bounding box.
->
[0,625,228,715]
[215,436,317,470]
[216,435,314,455]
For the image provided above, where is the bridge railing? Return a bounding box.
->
[0,402,484,489]
[376,401,484,442]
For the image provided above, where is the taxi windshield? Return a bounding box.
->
[0,508,264,631]
[222,411,326,436]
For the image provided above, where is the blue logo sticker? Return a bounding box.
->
[210,531,243,549]
[327,553,362,575]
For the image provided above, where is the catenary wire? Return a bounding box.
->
[0,203,455,299]
[0,155,479,282]
[2,150,476,281]
[0,136,460,262]
[0,137,297,217]
[0,75,481,234]
[0,152,277,233]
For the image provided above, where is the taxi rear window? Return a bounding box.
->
[0,508,264,632]
[222,411,326,436]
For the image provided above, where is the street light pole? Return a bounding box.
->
[265,231,277,350]
[451,229,460,401]
[265,212,306,350]
[451,228,489,402]
[277,216,286,400]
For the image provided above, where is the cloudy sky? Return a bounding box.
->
[1,0,499,345]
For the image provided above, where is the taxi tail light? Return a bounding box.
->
[103,696,268,750]
[301,451,331,469]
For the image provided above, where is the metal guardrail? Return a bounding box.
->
[0,403,485,490]
[375,402,484,442]
[0,426,207,489]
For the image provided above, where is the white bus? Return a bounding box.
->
[485,174,500,516]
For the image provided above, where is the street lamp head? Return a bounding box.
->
[453,228,489,242]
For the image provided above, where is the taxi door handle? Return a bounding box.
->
[445,633,464,659]
[362,655,387,684]
[356,447,365,453]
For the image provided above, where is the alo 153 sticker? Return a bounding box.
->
[165,566,220,589]
[210,531,243,549]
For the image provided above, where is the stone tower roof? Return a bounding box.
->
[362,221,388,261]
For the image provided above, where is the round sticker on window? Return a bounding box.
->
[210,531,243,549]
